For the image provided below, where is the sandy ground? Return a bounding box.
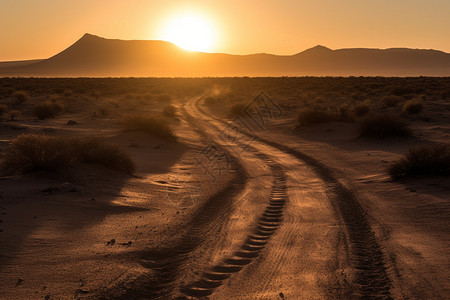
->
[0,81,449,299]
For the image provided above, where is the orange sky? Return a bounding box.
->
[1,0,449,61]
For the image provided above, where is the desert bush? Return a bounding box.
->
[163,105,177,118]
[0,104,8,116]
[337,103,354,122]
[0,134,134,174]
[34,99,64,119]
[8,110,21,121]
[297,108,334,126]
[358,114,412,138]
[403,97,424,114]
[13,90,29,107]
[388,144,450,179]
[229,103,247,117]
[381,95,403,107]
[353,99,371,117]
[122,115,176,140]
[73,138,135,174]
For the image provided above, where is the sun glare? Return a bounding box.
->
[161,13,216,52]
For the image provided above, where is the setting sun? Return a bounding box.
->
[160,13,216,52]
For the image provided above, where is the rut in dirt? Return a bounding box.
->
[181,153,288,298]
[194,96,393,299]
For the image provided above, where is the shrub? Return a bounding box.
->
[34,99,64,119]
[297,108,334,126]
[0,134,134,174]
[0,104,8,116]
[388,144,450,179]
[122,115,176,140]
[381,95,403,107]
[229,103,247,117]
[337,103,354,122]
[73,138,135,174]
[403,97,424,114]
[353,99,371,117]
[358,114,412,138]
[163,105,177,118]
[8,110,21,121]
[13,91,29,106]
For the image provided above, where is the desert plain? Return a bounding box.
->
[0,77,449,299]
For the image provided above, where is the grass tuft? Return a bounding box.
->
[358,114,412,139]
[402,97,424,114]
[0,134,135,175]
[34,99,64,120]
[122,115,176,140]
[388,144,450,179]
[297,109,334,126]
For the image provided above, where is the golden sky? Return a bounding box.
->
[1,0,449,61]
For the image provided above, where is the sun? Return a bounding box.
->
[160,13,216,52]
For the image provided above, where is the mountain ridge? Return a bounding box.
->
[1,33,449,77]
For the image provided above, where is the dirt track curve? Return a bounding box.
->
[180,95,393,299]
[100,95,393,299]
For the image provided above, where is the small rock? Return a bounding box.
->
[279,292,285,299]
[106,239,116,246]
[66,120,77,125]
[44,295,50,300]
[16,278,24,286]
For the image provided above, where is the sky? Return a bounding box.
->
[1,0,449,61]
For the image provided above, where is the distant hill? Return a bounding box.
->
[1,33,449,77]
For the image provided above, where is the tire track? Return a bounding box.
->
[181,153,288,298]
[96,106,248,300]
[193,96,393,299]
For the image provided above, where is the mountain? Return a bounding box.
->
[1,33,449,77]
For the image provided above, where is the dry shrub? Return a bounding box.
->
[34,99,64,119]
[229,103,247,117]
[358,114,412,139]
[389,144,450,179]
[403,97,424,114]
[381,95,403,107]
[163,105,177,118]
[122,115,176,140]
[297,108,334,126]
[13,90,29,106]
[337,103,354,122]
[8,110,21,121]
[0,104,8,116]
[0,134,134,174]
[353,99,371,117]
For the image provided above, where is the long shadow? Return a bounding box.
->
[0,133,188,296]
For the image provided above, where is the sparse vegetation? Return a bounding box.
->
[34,99,65,119]
[122,115,176,140]
[229,103,247,117]
[13,90,29,107]
[381,95,403,107]
[0,134,135,174]
[297,108,334,126]
[358,114,412,138]
[337,103,354,122]
[403,97,424,114]
[0,104,8,117]
[353,99,371,117]
[8,110,21,121]
[388,144,450,179]
[163,105,177,118]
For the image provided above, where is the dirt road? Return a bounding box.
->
[166,96,393,299]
